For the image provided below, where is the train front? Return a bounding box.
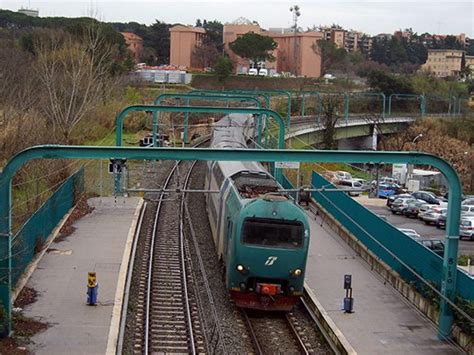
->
[228,196,310,311]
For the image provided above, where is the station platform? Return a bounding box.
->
[22,197,142,354]
[304,209,462,354]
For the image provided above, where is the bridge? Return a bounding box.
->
[184,89,467,149]
[287,115,416,149]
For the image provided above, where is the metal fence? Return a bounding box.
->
[310,171,473,301]
[11,167,85,287]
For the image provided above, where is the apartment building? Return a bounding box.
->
[169,25,206,69]
[421,49,469,77]
[222,22,323,77]
[320,26,372,53]
[269,31,323,77]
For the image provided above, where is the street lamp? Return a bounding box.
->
[407,134,424,187]
[412,133,423,144]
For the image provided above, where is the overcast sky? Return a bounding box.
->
[1,0,473,37]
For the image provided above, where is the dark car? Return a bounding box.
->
[411,191,440,205]
[387,193,412,208]
[436,212,446,229]
[403,201,424,218]
[419,239,445,257]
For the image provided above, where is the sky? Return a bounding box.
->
[1,0,473,37]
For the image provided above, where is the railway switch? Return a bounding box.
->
[87,272,98,306]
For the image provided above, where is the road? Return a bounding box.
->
[354,195,474,257]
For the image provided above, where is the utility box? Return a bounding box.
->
[407,179,420,192]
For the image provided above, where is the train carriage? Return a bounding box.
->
[205,114,310,311]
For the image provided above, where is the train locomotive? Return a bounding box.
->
[205,113,310,311]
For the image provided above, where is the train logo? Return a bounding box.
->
[264,256,278,266]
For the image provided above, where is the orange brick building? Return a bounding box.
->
[121,32,143,63]
[169,25,206,69]
[169,21,323,77]
[222,23,322,78]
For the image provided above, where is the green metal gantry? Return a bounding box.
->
[0,146,463,339]
[153,93,262,144]
[114,105,286,150]
[191,89,292,129]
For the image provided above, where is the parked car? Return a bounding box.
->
[248,68,258,75]
[421,207,447,225]
[461,205,474,216]
[335,171,352,181]
[387,193,412,208]
[376,183,398,198]
[403,201,425,218]
[411,191,441,205]
[417,203,438,220]
[380,176,398,184]
[460,217,474,240]
[462,198,474,206]
[419,239,445,257]
[352,178,369,191]
[391,197,418,214]
[398,228,420,238]
[258,68,268,76]
[337,179,363,196]
[436,212,447,229]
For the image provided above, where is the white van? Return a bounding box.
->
[335,171,352,181]
[337,179,363,196]
[248,68,258,76]
[258,68,268,76]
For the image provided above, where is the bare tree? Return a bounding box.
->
[319,95,342,149]
[191,42,220,69]
[34,25,112,142]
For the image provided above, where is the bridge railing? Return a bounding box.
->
[293,91,466,120]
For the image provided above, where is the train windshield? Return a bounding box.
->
[241,218,304,249]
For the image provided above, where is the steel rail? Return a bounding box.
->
[285,313,310,355]
[144,159,180,353]
[144,140,207,353]
[242,310,264,355]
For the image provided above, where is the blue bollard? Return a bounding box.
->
[87,272,98,306]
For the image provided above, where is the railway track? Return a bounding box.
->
[242,308,312,354]
[121,143,207,354]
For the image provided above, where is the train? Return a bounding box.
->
[205,113,311,311]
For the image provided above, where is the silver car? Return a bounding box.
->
[422,207,447,225]
[418,204,438,220]
[398,228,420,238]
[460,217,474,240]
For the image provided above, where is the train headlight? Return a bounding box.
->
[292,269,302,277]
[236,264,247,273]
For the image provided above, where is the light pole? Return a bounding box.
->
[290,5,301,76]
[407,134,423,187]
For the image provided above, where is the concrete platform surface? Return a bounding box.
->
[305,210,462,354]
[23,197,140,355]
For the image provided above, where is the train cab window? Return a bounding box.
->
[241,218,304,249]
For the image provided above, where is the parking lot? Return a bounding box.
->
[355,195,474,257]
